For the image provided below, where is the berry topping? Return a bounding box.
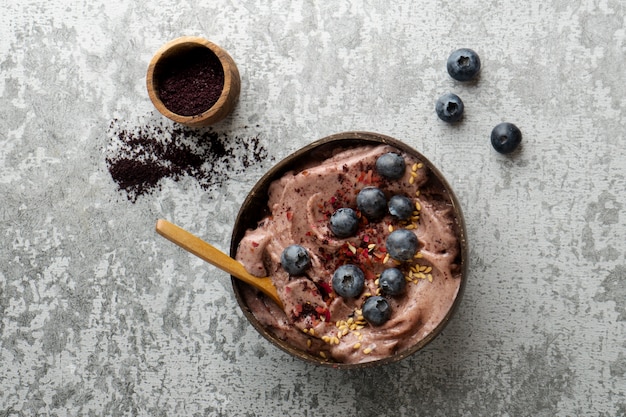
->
[375,152,406,180]
[379,268,406,296]
[356,187,387,221]
[491,122,522,154]
[329,208,359,238]
[362,296,391,326]
[388,195,414,220]
[435,93,464,123]
[446,48,481,82]
[280,244,311,275]
[332,264,365,298]
[386,229,419,262]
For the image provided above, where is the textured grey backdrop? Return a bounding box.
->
[1,0,625,416]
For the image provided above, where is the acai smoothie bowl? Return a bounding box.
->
[230,131,468,369]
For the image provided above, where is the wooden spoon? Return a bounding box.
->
[155,219,282,308]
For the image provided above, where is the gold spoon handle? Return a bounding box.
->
[155,219,283,308]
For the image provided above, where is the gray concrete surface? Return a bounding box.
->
[1,0,625,415]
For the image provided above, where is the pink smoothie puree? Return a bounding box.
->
[235,144,462,364]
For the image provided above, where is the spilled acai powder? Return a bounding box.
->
[105,119,269,202]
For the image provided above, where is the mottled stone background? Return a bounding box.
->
[1,0,625,416]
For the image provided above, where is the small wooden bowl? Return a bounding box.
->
[230,131,468,369]
[146,36,241,127]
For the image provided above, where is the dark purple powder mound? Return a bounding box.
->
[156,47,225,116]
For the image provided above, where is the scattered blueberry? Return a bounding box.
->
[330,208,359,238]
[491,122,522,154]
[362,296,391,326]
[447,48,481,82]
[332,264,365,298]
[386,229,419,262]
[388,195,414,220]
[379,268,406,296]
[357,187,387,221]
[280,244,311,275]
[375,152,406,180]
[435,93,464,123]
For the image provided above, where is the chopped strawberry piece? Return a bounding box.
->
[364,269,377,280]
[319,281,332,295]
[364,170,373,184]
[316,306,331,322]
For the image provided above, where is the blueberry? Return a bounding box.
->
[435,93,464,123]
[375,152,406,180]
[330,208,359,238]
[362,296,391,326]
[356,187,387,221]
[491,122,522,154]
[447,48,481,82]
[332,264,365,298]
[280,244,311,275]
[379,268,406,296]
[386,229,419,262]
[388,195,414,220]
